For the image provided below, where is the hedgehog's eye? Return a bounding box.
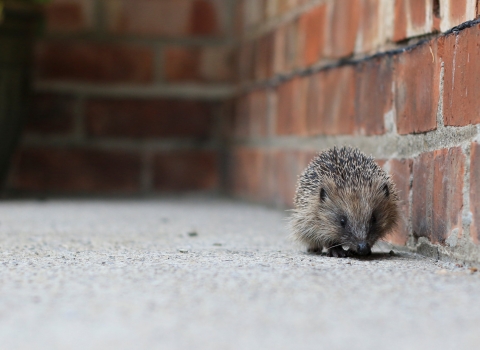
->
[340,216,347,228]
[320,188,327,202]
[370,213,377,225]
[383,184,390,197]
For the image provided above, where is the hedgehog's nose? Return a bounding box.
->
[357,242,371,256]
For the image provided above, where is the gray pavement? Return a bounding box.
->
[0,197,479,350]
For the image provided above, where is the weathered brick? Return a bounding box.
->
[239,42,255,82]
[233,95,250,139]
[354,56,392,136]
[105,0,226,37]
[298,4,326,67]
[324,0,361,58]
[412,148,465,244]
[432,147,465,244]
[383,158,412,245]
[199,46,234,83]
[11,147,141,193]
[44,0,95,33]
[248,90,269,137]
[394,40,440,134]
[276,78,307,135]
[255,33,274,81]
[35,41,154,83]
[276,150,300,207]
[85,98,214,139]
[285,19,299,71]
[470,142,480,243]
[412,151,434,239]
[153,151,218,191]
[356,0,385,53]
[438,0,477,32]
[393,0,433,42]
[318,65,355,135]
[441,25,480,126]
[25,94,76,135]
[164,47,201,82]
[273,24,287,75]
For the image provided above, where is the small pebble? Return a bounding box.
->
[389,250,395,256]
[178,249,189,253]
[213,243,222,247]
[188,231,198,237]
[469,267,478,273]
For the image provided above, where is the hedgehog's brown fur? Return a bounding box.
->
[290,146,399,257]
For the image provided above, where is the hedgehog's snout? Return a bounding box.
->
[356,242,371,256]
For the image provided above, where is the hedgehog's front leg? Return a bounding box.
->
[307,244,323,254]
[327,246,351,258]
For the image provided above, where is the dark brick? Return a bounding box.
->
[11,147,141,193]
[255,32,274,81]
[153,151,218,191]
[44,1,92,33]
[35,41,154,83]
[394,40,440,134]
[354,56,392,135]
[164,47,201,82]
[85,98,213,139]
[441,25,480,126]
[432,147,465,244]
[25,94,76,135]
[412,148,465,244]
[384,158,412,245]
[412,151,434,239]
[470,142,480,243]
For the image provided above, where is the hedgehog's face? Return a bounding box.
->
[319,178,398,255]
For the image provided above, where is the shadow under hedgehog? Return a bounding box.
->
[290,146,399,258]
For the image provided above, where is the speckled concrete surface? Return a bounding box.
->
[0,198,479,350]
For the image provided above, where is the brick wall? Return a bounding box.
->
[7,0,235,195]
[229,0,480,262]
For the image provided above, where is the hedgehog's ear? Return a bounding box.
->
[383,184,390,197]
[320,188,327,202]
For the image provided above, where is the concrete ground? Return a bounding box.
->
[0,198,479,350]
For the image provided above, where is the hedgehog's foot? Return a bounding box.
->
[327,246,352,258]
[307,245,323,254]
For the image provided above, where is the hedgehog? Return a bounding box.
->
[289,146,399,257]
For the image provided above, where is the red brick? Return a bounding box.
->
[298,4,326,67]
[11,147,141,193]
[248,90,269,137]
[432,147,465,244]
[35,41,154,84]
[354,56,392,136]
[384,158,412,245]
[153,151,218,191]
[199,46,234,83]
[394,40,440,134]
[164,47,201,82]
[412,151,434,239]
[273,25,287,75]
[239,42,255,82]
[229,147,266,201]
[276,78,307,135]
[470,142,480,243]
[441,25,480,126]
[25,94,76,135]
[439,0,477,31]
[44,0,94,33]
[233,95,250,139]
[356,0,383,53]
[412,148,465,244]
[324,0,361,58]
[306,72,322,135]
[285,19,300,71]
[316,65,355,135]
[393,0,433,42]
[106,0,226,37]
[85,98,213,139]
[276,150,301,208]
[255,33,274,81]
[190,0,224,36]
